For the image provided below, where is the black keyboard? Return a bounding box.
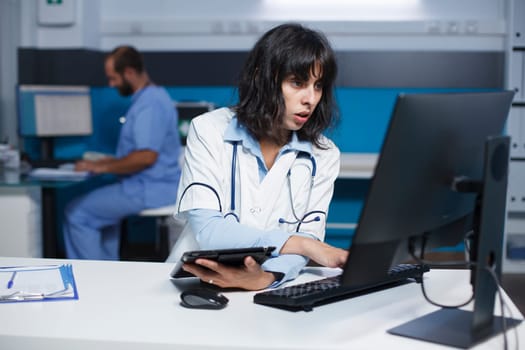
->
[253,264,429,311]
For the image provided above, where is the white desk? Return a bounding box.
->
[0,257,523,350]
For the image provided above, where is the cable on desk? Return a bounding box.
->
[409,235,520,350]
[408,235,474,308]
[484,265,521,350]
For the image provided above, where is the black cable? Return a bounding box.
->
[502,294,521,350]
[408,235,474,308]
[483,265,522,350]
[419,267,474,309]
[408,223,520,348]
[411,235,520,349]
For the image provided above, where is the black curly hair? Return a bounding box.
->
[234,23,338,148]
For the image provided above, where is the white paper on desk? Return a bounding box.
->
[29,167,89,180]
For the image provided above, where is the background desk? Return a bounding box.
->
[0,154,378,259]
[0,169,109,258]
[0,169,86,258]
[0,257,522,350]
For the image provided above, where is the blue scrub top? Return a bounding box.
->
[116,85,181,207]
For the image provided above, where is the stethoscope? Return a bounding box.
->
[179,141,325,232]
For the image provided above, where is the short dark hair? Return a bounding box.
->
[107,45,144,74]
[234,23,338,148]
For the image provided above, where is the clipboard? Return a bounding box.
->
[0,264,79,303]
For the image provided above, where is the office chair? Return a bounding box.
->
[120,204,176,262]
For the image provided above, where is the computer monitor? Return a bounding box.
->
[339,91,520,347]
[176,101,215,146]
[17,85,93,160]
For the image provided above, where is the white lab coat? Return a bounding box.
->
[168,107,340,263]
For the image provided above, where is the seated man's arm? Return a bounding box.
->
[75,149,157,174]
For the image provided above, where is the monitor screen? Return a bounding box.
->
[18,85,93,137]
[341,91,514,287]
[176,101,215,146]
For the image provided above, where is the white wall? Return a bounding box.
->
[19,0,509,51]
[0,0,513,148]
[20,0,101,49]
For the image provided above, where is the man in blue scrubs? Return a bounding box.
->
[63,46,182,260]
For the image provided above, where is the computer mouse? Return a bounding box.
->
[180,288,229,310]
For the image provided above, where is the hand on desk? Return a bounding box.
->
[75,160,107,174]
[281,236,348,269]
[74,150,157,175]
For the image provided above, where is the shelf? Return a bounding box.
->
[338,153,378,179]
[504,214,525,273]
[507,233,525,259]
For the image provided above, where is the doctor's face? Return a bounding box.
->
[281,67,323,132]
[104,57,134,97]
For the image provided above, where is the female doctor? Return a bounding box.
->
[177,23,348,290]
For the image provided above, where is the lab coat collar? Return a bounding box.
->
[224,116,313,157]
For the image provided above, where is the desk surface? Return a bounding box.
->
[0,257,523,350]
[0,167,87,188]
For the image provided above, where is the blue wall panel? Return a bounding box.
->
[20,86,494,254]
[331,87,496,153]
[22,86,495,159]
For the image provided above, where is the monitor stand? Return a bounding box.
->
[388,306,521,348]
[388,135,522,348]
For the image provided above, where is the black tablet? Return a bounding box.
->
[170,246,276,279]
